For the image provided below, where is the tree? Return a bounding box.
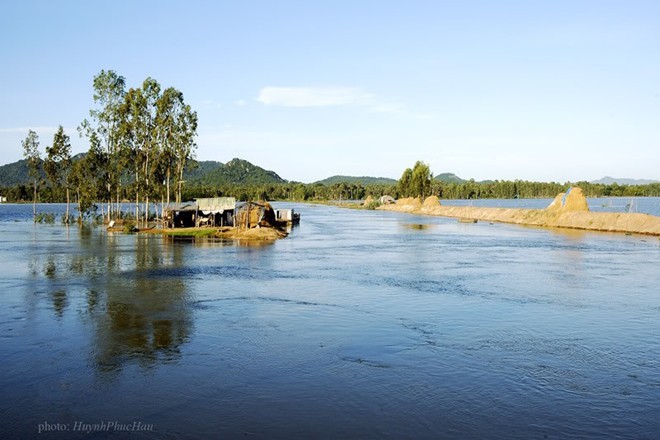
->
[155,87,198,206]
[79,70,126,222]
[398,167,413,197]
[398,161,432,198]
[411,161,432,198]
[70,132,106,223]
[22,130,41,222]
[44,126,72,223]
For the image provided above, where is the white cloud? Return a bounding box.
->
[256,85,431,119]
[235,99,247,107]
[257,86,371,107]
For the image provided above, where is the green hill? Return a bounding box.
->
[184,160,224,181]
[591,176,659,185]
[0,159,45,186]
[0,157,285,187]
[188,158,286,185]
[315,175,397,185]
[435,172,466,184]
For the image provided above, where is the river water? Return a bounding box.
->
[1,201,659,439]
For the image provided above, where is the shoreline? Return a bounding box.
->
[377,199,660,237]
[141,226,288,241]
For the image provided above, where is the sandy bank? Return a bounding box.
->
[378,191,660,236]
[146,226,288,240]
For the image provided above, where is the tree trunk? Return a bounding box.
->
[33,179,37,223]
[166,167,171,207]
[65,187,70,224]
[135,168,139,228]
[76,188,82,225]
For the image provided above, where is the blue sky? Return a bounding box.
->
[1,0,658,182]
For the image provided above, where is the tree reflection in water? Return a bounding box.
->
[91,234,192,375]
[30,229,194,376]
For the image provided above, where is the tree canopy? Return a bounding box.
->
[398,161,432,198]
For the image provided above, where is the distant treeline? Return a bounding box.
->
[157,180,660,201]
[4,179,658,205]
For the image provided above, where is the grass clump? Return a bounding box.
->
[35,212,57,224]
[123,220,137,233]
[364,200,382,210]
[162,228,217,238]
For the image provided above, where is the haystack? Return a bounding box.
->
[423,196,441,207]
[363,195,375,206]
[547,187,589,212]
[396,197,423,208]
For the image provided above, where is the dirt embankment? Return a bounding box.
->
[378,188,660,236]
[214,226,288,240]
[148,226,287,241]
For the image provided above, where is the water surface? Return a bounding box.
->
[1,202,659,439]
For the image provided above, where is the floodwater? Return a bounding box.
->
[1,201,659,439]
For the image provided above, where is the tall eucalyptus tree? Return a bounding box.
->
[79,70,126,221]
[155,87,198,207]
[44,126,72,223]
[22,130,41,222]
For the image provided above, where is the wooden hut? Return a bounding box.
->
[164,197,236,228]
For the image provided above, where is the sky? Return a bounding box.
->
[1,0,659,183]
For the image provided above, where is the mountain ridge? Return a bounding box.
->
[314,175,397,185]
[1,156,657,188]
[590,176,659,185]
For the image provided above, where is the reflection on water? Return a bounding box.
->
[24,232,193,377]
[89,237,192,376]
[165,235,276,248]
[0,203,659,439]
[400,222,434,230]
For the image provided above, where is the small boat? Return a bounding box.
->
[458,218,477,223]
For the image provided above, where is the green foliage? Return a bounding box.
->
[162,228,217,238]
[44,126,72,187]
[61,214,75,225]
[22,130,42,221]
[35,212,56,224]
[122,219,136,233]
[364,200,382,210]
[435,172,466,184]
[188,158,286,186]
[22,130,41,180]
[0,159,46,186]
[184,160,223,181]
[399,161,432,198]
[74,70,199,221]
[45,126,73,222]
[315,175,398,185]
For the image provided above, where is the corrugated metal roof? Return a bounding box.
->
[195,197,236,211]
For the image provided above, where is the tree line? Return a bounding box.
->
[5,168,660,211]
[8,120,660,222]
[18,70,198,224]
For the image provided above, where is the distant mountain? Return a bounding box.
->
[0,159,45,186]
[0,157,285,187]
[188,158,286,185]
[315,175,398,185]
[435,172,466,184]
[184,160,224,181]
[591,176,659,185]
